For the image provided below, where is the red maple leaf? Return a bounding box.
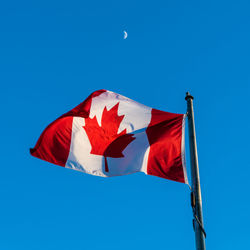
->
[83,103,135,172]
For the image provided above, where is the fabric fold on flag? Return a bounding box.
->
[30,90,188,183]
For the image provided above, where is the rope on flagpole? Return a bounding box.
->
[186,167,206,238]
[191,191,206,238]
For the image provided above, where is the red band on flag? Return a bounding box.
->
[146,109,185,183]
[30,117,73,167]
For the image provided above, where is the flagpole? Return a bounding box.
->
[185,92,206,250]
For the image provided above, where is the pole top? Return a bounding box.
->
[185,92,194,100]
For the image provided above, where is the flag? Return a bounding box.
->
[30,90,187,183]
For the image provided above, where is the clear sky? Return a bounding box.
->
[1,1,249,249]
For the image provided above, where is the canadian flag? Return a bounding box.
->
[30,90,188,183]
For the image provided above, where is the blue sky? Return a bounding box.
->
[1,0,249,249]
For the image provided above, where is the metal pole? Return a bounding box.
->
[185,92,206,250]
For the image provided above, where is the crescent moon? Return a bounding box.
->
[123,31,128,39]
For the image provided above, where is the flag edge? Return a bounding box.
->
[181,114,188,184]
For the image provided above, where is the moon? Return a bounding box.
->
[123,31,128,39]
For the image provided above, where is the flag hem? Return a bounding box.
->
[181,114,188,184]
